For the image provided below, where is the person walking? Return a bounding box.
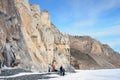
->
[62,68,65,76]
[60,66,65,76]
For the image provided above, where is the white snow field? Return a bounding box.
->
[0,68,120,80]
[48,69,120,80]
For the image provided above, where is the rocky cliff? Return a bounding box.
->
[70,36,120,69]
[0,0,70,72]
[0,0,120,72]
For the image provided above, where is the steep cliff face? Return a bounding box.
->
[70,36,120,69]
[0,0,120,72]
[0,0,70,72]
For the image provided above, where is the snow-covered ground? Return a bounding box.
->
[0,68,120,80]
[48,69,120,80]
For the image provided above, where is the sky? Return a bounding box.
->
[30,0,120,53]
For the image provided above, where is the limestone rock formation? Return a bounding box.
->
[70,36,120,69]
[0,0,120,72]
[0,0,71,72]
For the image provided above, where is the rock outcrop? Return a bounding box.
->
[0,0,70,72]
[0,0,120,72]
[70,36,120,69]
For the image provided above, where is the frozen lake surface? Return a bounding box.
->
[0,68,120,80]
[48,69,120,80]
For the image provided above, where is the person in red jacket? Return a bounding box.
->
[52,64,58,72]
[52,64,55,70]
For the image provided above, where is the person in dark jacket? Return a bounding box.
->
[60,66,63,74]
[60,66,65,76]
[62,68,65,76]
